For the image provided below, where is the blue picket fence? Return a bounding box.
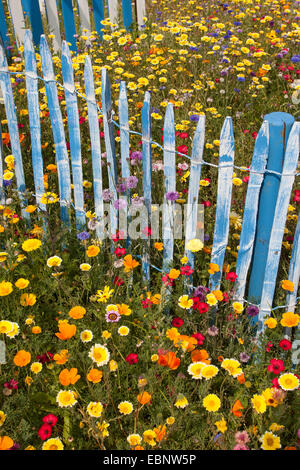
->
[0,32,300,359]
[0,0,146,53]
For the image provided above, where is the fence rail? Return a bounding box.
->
[0,0,146,53]
[0,32,300,361]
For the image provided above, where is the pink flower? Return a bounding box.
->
[235,431,249,445]
[233,444,249,450]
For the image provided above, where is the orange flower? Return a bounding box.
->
[55,321,76,340]
[86,368,103,384]
[59,367,81,386]
[13,350,31,367]
[168,269,180,280]
[123,255,139,273]
[237,373,246,384]
[53,349,70,365]
[190,349,211,364]
[231,399,244,417]
[86,245,100,257]
[68,306,86,320]
[137,391,152,405]
[153,425,168,442]
[2,133,10,145]
[173,334,198,352]
[158,351,181,370]
[0,435,14,450]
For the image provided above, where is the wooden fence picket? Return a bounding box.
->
[6,0,26,49]
[23,30,46,212]
[40,35,72,224]
[257,121,300,335]
[84,55,104,239]
[0,1,10,52]
[91,0,105,39]
[0,43,29,221]
[209,117,234,292]
[22,0,44,47]
[44,0,62,52]
[234,120,269,303]
[77,0,91,36]
[141,90,151,282]
[61,40,85,229]
[60,0,77,52]
[101,67,118,241]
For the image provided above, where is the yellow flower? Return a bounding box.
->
[20,293,37,307]
[30,362,42,374]
[80,330,93,343]
[87,401,103,418]
[15,278,30,289]
[40,192,59,204]
[118,401,133,415]
[118,326,129,336]
[251,394,267,414]
[0,281,13,296]
[203,394,221,412]
[281,280,294,292]
[187,362,207,379]
[154,242,163,251]
[0,320,14,334]
[174,393,189,409]
[22,239,42,252]
[260,431,281,451]
[42,437,64,450]
[186,238,204,252]
[278,373,299,391]
[56,390,77,408]
[5,322,19,338]
[232,302,243,314]
[221,358,242,377]
[80,263,91,271]
[0,410,6,427]
[206,293,218,306]
[280,312,300,328]
[208,263,219,274]
[143,430,156,447]
[127,434,142,447]
[200,364,219,380]
[215,417,227,433]
[264,317,277,329]
[47,256,62,267]
[89,344,110,367]
[232,178,243,186]
[109,359,118,372]
[178,295,193,309]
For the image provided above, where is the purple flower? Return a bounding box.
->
[118,183,127,193]
[240,352,250,363]
[77,231,90,241]
[190,114,199,122]
[291,55,300,63]
[193,285,208,301]
[126,175,138,189]
[113,199,127,210]
[207,325,219,337]
[165,191,179,201]
[246,305,259,317]
[130,151,142,160]
[105,310,121,323]
[102,189,112,202]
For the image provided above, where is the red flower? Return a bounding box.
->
[267,358,285,375]
[180,266,193,276]
[191,332,205,345]
[38,423,52,441]
[279,339,292,351]
[177,144,188,155]
[266,341,273,352]
[125,353,138,365]
[162,274,173,287]
[42,414,58,427]
[114,276,124,286]
[172,317,184,328]
[226,272,238,282]
[114,247,126,257]
[293,190,300,204]
[272,377,280,388]
[142,299,152,308]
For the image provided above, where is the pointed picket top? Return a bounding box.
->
[40,34,72,224]
[61,40,85,229]
[234,120,269,303]
[209,116,234,291]
[23,30,46,212]
[141,91,152,282]
[0,42,29,221]
[84,55,104,239]
[184,114,206,289]
[257,121,300,335]
[162,102,176,273]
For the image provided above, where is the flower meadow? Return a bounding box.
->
[0,0,300,452]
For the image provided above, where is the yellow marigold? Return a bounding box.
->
[251,394,267,414]
[42,437,64,450]
[280,312,300,328]
[86,245,100,257]
[203,394,221,412]
[22,239,42,252]
[68,305,86,320]
[178,295,193,309]
[264,317,277,329]
[169,269,180,280]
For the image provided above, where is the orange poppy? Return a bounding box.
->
[53,349,70,365]
[190,349,211,364]
[237,373,246,384]
[153,425,168,442]
[158,351,181,370]
[55,321,76,340]
[59,367,81,386]
[68,306,86,320]
[86,368,103,384]
[1,133,10,145]
[137,391,152,405]
[173,334,197,352]
[123,254,139,273]
[231,399,244,417]
[0,435,14,450]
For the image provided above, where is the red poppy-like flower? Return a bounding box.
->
[266,341,273,352]
[191,332,205,346]
[226,272,238,282]
[114,247,126,257]
[125,353,138,365]
[114,276,124,286]
[180,266,193,276]
[162,274,173,287]
[293,190,300,204]
[279,339,292,351]
[172,317,184,328]
[177,145,188,155]
[267,358,285,375]
[142,299,152,308]
[42,414,58,427]
[38,423,52,441]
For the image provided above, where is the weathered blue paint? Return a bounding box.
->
[118,80,130,247]
[248,112,295,306]
[0,43,29,221]
[61,40,85,229]
[162,103,176,273]
[40,35,72,224]
[121,0,132,30]
[61,0,77,51]
[0,1,10,53]
[92,0,105,39]
[23,30,46,212]
[209,117,234,291]
[256,121,300,335]
[184,114,205,290]
[141,91,151,282]
[84,55,104,239]
[234,120,269,303]
[24,0,44,47]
